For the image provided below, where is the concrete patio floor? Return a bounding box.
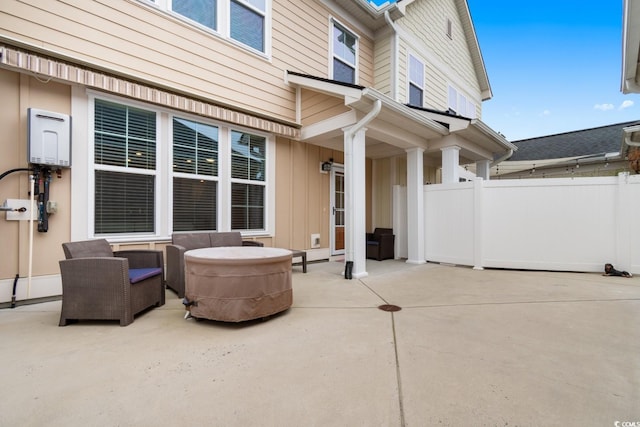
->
[1,260,639,426]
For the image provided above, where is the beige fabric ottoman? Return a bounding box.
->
[184,247,292,322]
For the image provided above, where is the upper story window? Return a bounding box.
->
[448,85,477,119]
[231,0,266,52]
[172,0,217,31]
[146,0,269,54]
[331,20,358,84]
[408,54,424,107]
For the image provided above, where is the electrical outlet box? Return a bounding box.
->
[311,233,321,249]
[4,199,36,221]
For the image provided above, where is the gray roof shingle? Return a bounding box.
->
[508,121,640,161]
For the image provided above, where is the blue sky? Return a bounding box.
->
[467,0,639,141]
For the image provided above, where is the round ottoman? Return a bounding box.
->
[184,247,292,322]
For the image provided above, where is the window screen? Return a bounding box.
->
[230,0,265,51]
[172,0,217,31]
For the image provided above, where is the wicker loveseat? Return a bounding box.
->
[166,232,263,298]
[58,239,165,326]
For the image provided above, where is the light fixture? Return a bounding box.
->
[321,157,334,172]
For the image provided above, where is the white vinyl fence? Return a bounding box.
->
[394,173,640,274]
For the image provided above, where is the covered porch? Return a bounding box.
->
[285,71,515,278]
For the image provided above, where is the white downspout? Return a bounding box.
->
[384,11,399,101]
[490,149,513,167]
[344,99,382,276]
[624,133,640,147]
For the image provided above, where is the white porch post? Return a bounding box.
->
[344,127,368,279]
[476,159,491,181]
[406,147,425,264]
[441,146,461,184]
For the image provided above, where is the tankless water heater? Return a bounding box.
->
[27,108,71,167]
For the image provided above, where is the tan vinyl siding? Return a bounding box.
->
[0,70,72,280]
[373,32,392,97]
[300,91,350,125]
[1,0,295,122]
[275,138,346,250]
[272,0,330,75]
[397,44,408,104]
[396,0,481,110]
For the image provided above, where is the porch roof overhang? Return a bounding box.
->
[622,0,640,94]
[285,71,514,163]
[622,124,640,156]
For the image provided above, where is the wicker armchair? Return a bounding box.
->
[166,232,263,298]
[58,239,165,326]
[366,228,395,261]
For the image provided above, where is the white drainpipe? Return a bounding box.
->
[624,133,640,147]
[344,99,382,272]
[490,149,514,167]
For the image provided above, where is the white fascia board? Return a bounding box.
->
[360,87,449,135]
[285,72,364,100]
[300,110,358,140]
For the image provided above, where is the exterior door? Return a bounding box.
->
[330,166,345,256]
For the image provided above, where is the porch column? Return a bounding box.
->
[441,146,461,183]
[344,127,368,279]
[406,147,425,264]
[476,159,491,180]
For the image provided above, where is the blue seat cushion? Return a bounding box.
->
[129,267,163,284]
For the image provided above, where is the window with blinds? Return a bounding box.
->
[332,21,357,84]
[172,0,217,31]
[172,117,219,231]
[94,99,157,234]
[91,97,270,237]
[231,183,264,230]
[151,0,268,53]
[231,130,265,230]
[230,0,265,52]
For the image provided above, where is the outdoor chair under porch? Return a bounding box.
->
[58,239,165,326]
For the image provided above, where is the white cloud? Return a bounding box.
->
[594,103,614,111]
[540,110,551,117]
[619,100,634,110]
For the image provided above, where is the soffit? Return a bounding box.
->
[328,0,405,31]
[286,71,449,158]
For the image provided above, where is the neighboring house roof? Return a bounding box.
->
[508,121,640,161]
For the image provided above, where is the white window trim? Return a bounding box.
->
[329,17,359,84]
[447,85,477,119]
[136,0,272,58]
[73,89,274,243]
[408,53,425,107]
